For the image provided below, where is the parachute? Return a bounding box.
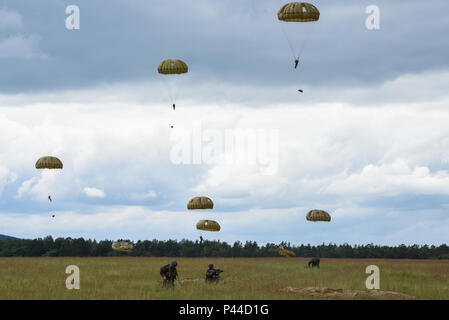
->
[158,59,188,75]
[36,156,63,218]
[277,2,320,66]
[277,2,320,22]
[187,197,214,210]
[278,245,296,257]
[306,210,330,257]
[35,156,63,169]
[158,59,188,128]
[196,220,221,232]
[306,209,331,222]
[112,241,134,253]
[188,197,218,240]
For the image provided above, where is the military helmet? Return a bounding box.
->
[208,264,214,269]
[171,261,178,267]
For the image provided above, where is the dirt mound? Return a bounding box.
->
[284,287,416,300]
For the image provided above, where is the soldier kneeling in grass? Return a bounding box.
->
[205,264,224,283]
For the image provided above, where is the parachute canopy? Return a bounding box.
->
[187,197,214,210]
[158,59,188,75]
[278,2,320,22]
[35,156,63,169]
[112,241,133,253]
[306,209,331,222]
[278,245,296,257]
[196,220,220,232]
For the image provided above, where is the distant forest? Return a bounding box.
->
[0,236,448,259]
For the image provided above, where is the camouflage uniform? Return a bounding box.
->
[160,261,178,287]
[205,264,223,283]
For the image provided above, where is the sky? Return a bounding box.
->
[0,0,448,245]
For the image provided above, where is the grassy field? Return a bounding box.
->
[0,257,447,299]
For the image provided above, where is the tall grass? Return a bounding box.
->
[0,257,447,299]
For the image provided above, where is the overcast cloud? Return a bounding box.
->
[0,0,448,245]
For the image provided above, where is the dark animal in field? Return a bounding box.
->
[308,258,320,268]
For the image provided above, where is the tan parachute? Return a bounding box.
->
[188,197,218,239]
[278,2,320,22]
[277,2,320,66]
[35,156,63,169]
[158,59,188,75]
[278,245,296,257]
[35,156,63,217]
[187,197,214,210]
[112,241,134,253]
[306,209,331,222]
[196,220,221,232]
[157,59,188,127]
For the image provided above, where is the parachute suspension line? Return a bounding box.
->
[35,157,62,218]
[278,20,319,62]
[161,76,175,107]
[161,76,176,127]
[296,21,318,61]
[188,210,201,241]
[171,74,183,108]
[278,21,298,60]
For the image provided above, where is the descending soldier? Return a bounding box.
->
[205,264,224,283]
[200,236,203,244]
[160,261,178,288]
[48,195,52,202]
[294,58,299,69]
[173,104,176,110]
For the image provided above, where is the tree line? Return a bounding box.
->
[0,236,448,259]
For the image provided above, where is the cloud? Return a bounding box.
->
[0,205,447,245]
[1,76,449,213]
[0,12,448,245]
[325,159,449,196]
[1,0,449,93]
[130,190,157,201]
[83,187,106,198]
[17,170,64,202]
[0,165,17,194]
[0,34,46,59]
[0,8,23,30]
[16,177,35,199]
